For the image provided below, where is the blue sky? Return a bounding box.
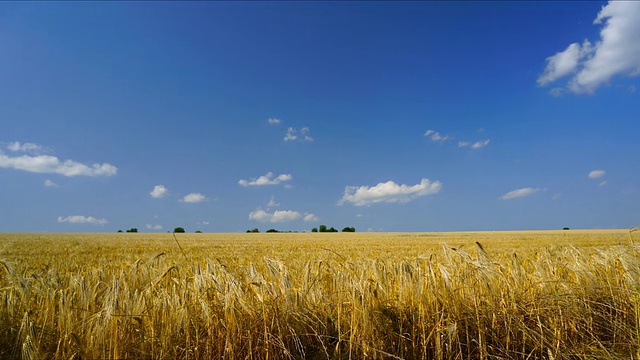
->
[1,1,639,232]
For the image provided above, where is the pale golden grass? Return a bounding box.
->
[0,230,638,359]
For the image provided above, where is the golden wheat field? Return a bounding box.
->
[0,230,638,359]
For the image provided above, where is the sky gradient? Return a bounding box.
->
[1,1,639,232]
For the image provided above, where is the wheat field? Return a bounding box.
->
[0,230,638,359]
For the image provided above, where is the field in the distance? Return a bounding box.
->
[0,230,638,359]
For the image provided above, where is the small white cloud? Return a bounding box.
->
[424,130,451,142]
[458,139,490,149]
[500,187,544,200]
[146,224,163,230]
[150,185,169,198]
[538,1,640,93]
[599,180,608,187]
[0,144,117,177]
[588,170,606,179]
[58,215,108,225]
[550,88,564,97]
[249,209,302,223]
[180,193,206,203]
[303,213,320,222]
[284,127,313,142]
[267,118,282,125]
[267,195,280,208]
[44,179,58,188]
[6,141,43,153]
[338,178,442,206]
[471,139,490,149]
[197,221,210,226]
[239,172,293,187]
[300,127,314,141]
[284,127,298,141]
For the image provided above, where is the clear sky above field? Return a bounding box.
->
[1,1,639,232]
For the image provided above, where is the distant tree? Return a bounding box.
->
[247,228,260,233]
[563,227,570,230]
[195,230,202,233]
[266,228,279,233]
[126,228,138,233]
[342,227,356,232]
[318,225,327,233]
[311,227,318,233]
[328,227,338,232]
[117,230,123,233]
[173,227,185,233]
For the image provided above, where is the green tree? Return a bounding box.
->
[318,225,327,233]
[342,227,356,232]
[266,228,279,233]
[173,227,185,233]
[126,228,138,233]
[311,227,318,233]
[117,230,123,233]
[195,230,202,233]
[328,227,338,232]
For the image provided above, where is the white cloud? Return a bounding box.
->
[146,224,163,230]
[267,195,280,208]
[303,213,320,222]
[458,139,490,149]
[150,185,169,198]
[588,170,606,179]
[301,127,314,141]
[284,127,297,141]
[58,215,108,225]
[338,178,442,206]
[239,172,293,187]
[424,130,451,142]
[500,187,544,200]
[249,209,302,223]
[599,180,608,187]
[267,118,282,125]
[538,1,640,93]
[471,139,490,149]
[549,87,564,97]
[284,127,313,142]
[44,179,58,188]
[537,41,590,86]
[6,141,43,153]
[180,193,206,203]
[0,142,117,177]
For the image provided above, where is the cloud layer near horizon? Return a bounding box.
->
[58,215,108,225]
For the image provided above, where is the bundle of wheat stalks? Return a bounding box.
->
[0,232,638,359]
